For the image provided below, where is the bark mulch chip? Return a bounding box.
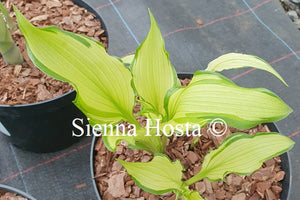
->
[0,0,107,105]
[0,190,28,200]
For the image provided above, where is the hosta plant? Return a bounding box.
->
[14,7,294,200]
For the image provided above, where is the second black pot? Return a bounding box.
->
[0,184,36,200]
[0,0,108,153]
[0,91,88,153]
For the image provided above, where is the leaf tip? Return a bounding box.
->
[147,9,156,27]
[13,5,34,33]
[282,80,289,87]
[148,8,153,20]
[13,5,23,22]
[147,9,159,32]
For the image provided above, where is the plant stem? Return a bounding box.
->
[135,125,165,154]
[126,114,166,154]
[184,171,205,186]
[0,2,17,31]
[161,135,167,152]
[0,16,23,64]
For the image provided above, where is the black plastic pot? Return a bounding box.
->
[90,136,101,200]
[90,126,291,200]
[0,0,108,153]
[0,184,36,200]
[90,73,291,200]
[266,123,292,200]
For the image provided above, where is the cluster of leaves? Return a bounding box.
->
[14,7,294,200]
[0,3,23,64]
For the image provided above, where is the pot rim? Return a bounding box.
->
[90,136,102,200]
[0,184,36,200]
[270,123,292,200]
[0,0,109,108]
[286,150,292,200]
[0,90,75,108]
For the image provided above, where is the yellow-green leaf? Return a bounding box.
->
[185,132,294,185]
[165,72,292,129]
[15,7,135,125]
[131,10,177,118]
[206,53,287,86]
[118,154,184,195]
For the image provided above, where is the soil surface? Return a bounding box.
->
[0,190,27,200]
[93,79,286,200]
[0,0,107,105]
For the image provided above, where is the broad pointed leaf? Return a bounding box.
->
[118,154,184,195]
[15,8,135,125]
[206,53,287,86]
[165,72,292,129]
[131,10,177,118]
[164,87,184,122]
[185,132,294,185]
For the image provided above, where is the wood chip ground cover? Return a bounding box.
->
[0,190,27,200]
[0,0,107,105]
